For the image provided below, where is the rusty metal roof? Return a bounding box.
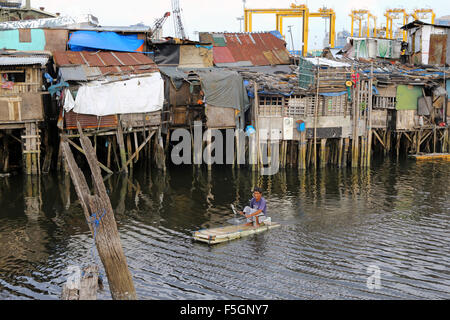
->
[64,110,118,129]
[200,32,290,67]
[53,51,159,80]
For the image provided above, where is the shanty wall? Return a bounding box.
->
[409,25,449,65]
[0,29,68,51]
[256,94,355,140]
[205,105,236,129]
[0,65,44,123]
[179,46,213,68]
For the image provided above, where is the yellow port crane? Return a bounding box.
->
[384,8,409,41]
[309,7,336,48]
[350,10,377,38]
[244,3,336,57]
[411,9,435,24]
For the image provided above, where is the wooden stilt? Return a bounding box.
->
[343,138,350,167]
[107,137,112,170]
[443,128,449,153]
[133,132,139,164]
[116,124,128,174]
[126,134,133,171]
[22,123,41,175]
[396,132,401,160]
[320,139,327,168]
[386,130,391,156]
[2,133,9,173]
[338,138,344,168]
[416,130,421,154]
[307,139,313,167]
[298,131,307,170]
[122,131,155,170]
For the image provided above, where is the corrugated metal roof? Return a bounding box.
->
[64,111,118,129]
[0,55,49,66]
[59,65,87,81]
[204,32,290,67]
[53,51,158,81]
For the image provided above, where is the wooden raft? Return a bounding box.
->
[409,153,450,160]
[193,222,281,245]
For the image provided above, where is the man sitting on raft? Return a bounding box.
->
[239,187,268,227]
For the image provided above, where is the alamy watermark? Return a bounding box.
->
[170,121,280,175]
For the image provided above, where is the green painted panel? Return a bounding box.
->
[0,29,46,51]
[396,85,423,110]
[212,36,226,47]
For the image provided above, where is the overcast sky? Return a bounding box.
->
[30,0,450,50]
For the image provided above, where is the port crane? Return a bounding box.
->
[244,3,336,57]
[349,9,377,38]
[150,11,170,40]
[411,9,435,24]
[384,9,409,41]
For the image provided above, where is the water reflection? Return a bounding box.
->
[0,159,449,299]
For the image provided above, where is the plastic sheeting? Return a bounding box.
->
[63,73,164,116]
[0,14,98,30]
[68,31,144,52]
[196,69,249,113]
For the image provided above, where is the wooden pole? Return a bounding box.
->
[126,134,133,171]
[367,63,373,167]
[343,137,350,167]
[116,124,128,174]
[123,131,155,169]
[61,123,137,300]
[107,137,112,170]
[313,63,320,169]
[320,139,327,168]
[298,130,306,170]
[254,82,261,171]
[338,138,343,168]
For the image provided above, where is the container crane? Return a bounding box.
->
[244,3,309,56]
[309,7,336,48]
[150,12,170,40]
[171,0,187,40]
[384,8,409,41]
[412,9,435,24]
[244,3,337,56]
[349,10,377,38]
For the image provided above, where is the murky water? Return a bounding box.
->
[0,158,449,300]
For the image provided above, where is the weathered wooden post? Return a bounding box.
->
[338,138,344,168]
[116,123,128,174]
[367,63,374,168]
[320,139,327,168]
[313,64,320,169]
[61,123,137,300]
[298,130,307,170]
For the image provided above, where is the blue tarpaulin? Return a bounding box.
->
[319,91,347,97]
[269,30,284,40]
[68,31,145,52]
